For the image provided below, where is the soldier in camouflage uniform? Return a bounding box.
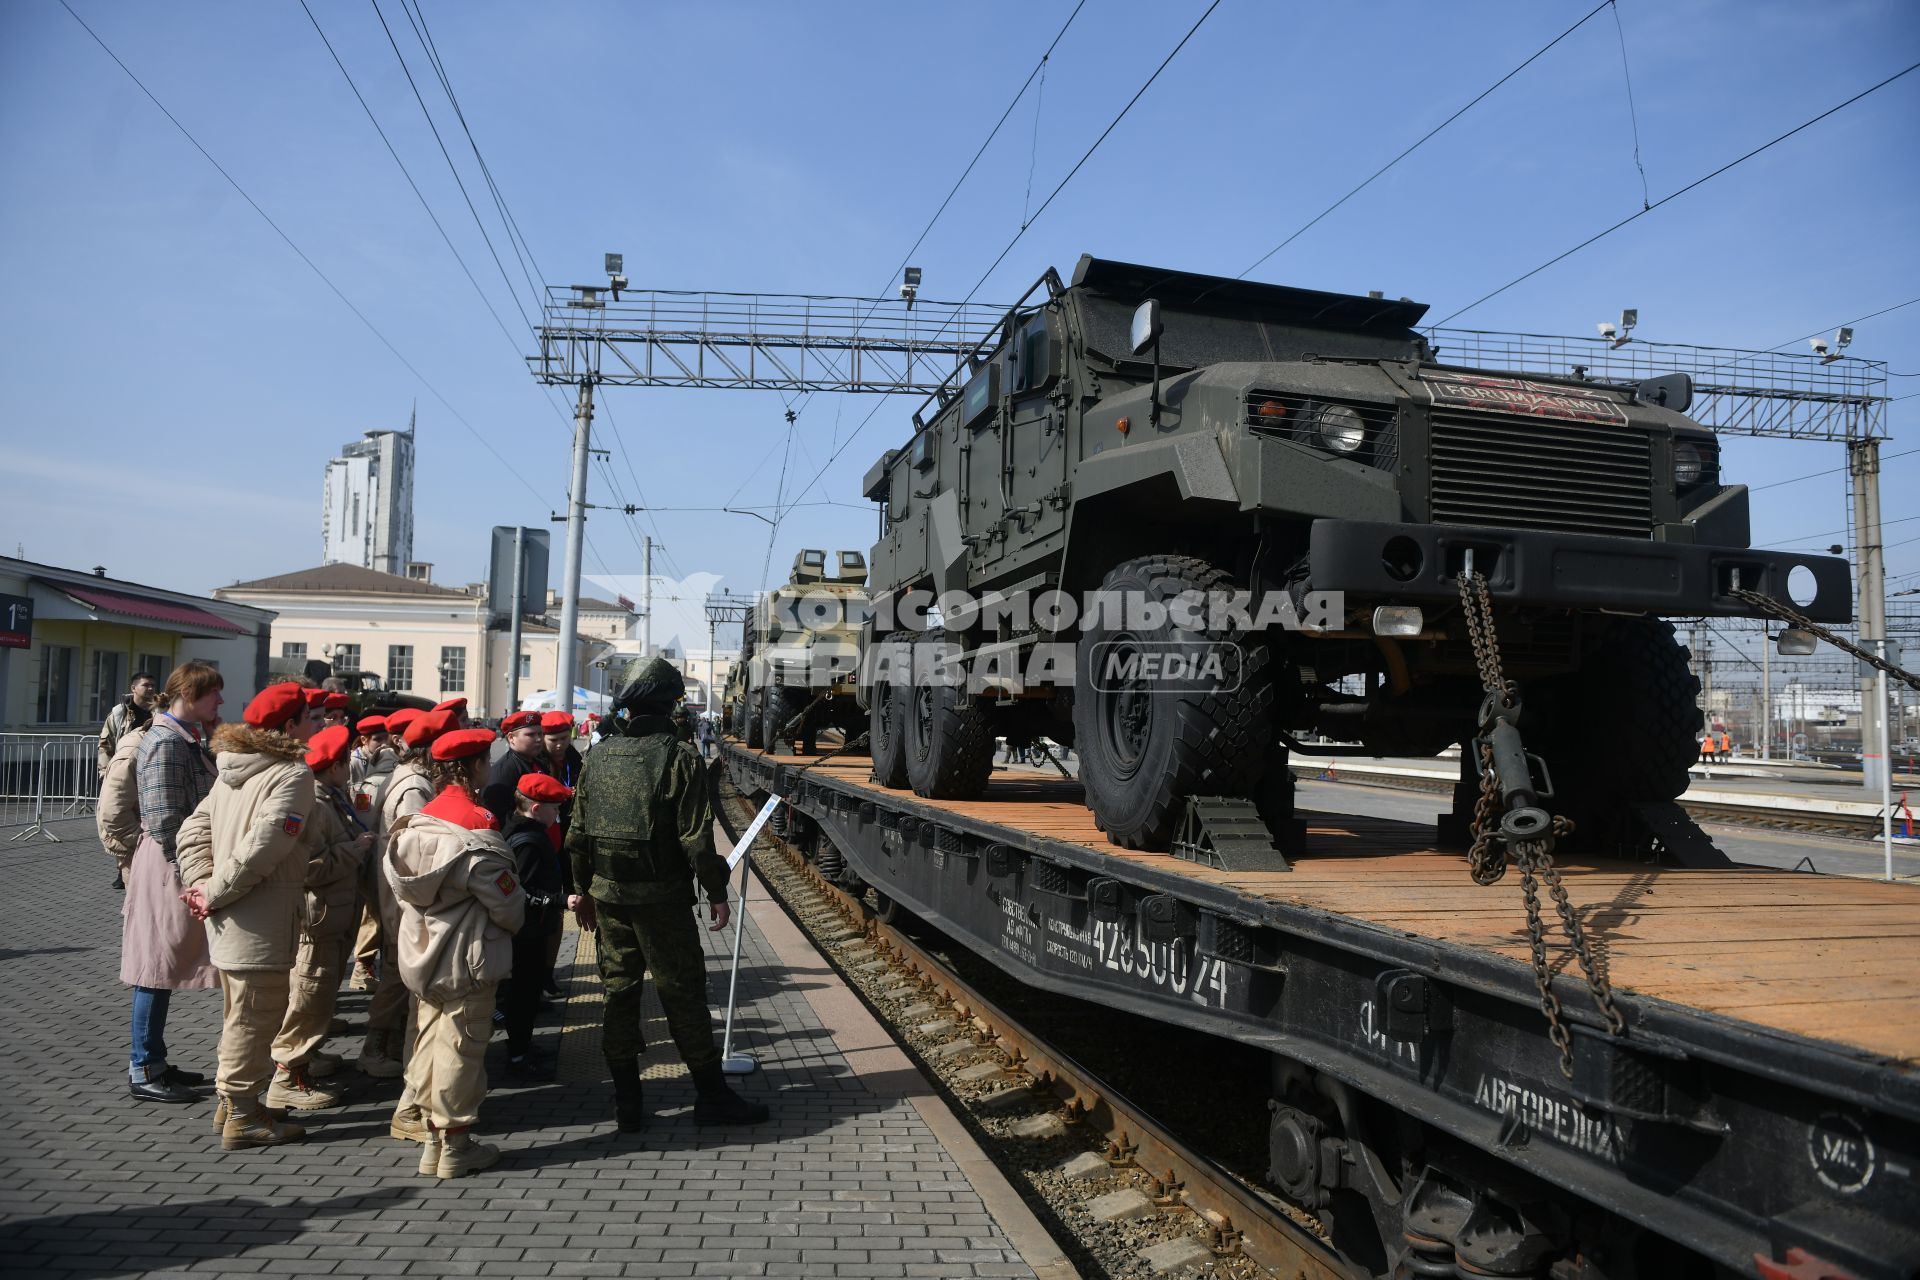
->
[565,657,770,1132]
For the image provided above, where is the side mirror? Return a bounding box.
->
[1633,372,1693,413]
[1130,299,1163,357]
[1777,627,1818,657]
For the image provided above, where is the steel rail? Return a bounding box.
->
[715,782,1352,1280]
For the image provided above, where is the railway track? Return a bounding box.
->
[714,777,1349,1280]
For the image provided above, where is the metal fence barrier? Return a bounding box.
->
[1,733,98,844]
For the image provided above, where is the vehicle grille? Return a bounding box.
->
[1429,411,1652,537]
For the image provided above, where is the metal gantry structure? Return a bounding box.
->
[532,287,1005,395]
[533,275,1897,783]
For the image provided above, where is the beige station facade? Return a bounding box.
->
[213,563,635,720]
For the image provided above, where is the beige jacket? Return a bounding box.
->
[96,724,150,858]
[176,725,317,972]
[304,783,370,943]
[384,813,525,1003]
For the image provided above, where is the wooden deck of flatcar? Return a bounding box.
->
[737,745,1920,1065]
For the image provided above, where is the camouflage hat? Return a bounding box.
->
[613,656,685,711]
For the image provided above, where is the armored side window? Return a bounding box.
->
[1011,314,1058,395]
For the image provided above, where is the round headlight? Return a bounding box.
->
[1316,404,1366,454]
[1674,441,1704,488]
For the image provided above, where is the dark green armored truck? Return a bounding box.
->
[858,255,1851,854]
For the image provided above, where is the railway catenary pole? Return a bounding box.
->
[1761,622,1772,760]
[507,526,525,712]
[642,536,654,658]
[1850,437,1889,793]
[556,379,594,710]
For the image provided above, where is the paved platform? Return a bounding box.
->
[0,827,1074,1279]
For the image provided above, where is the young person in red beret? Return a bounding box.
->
[499,773,571,1080]
[175,682,322,1150]
[482,709,552,830]
[538,712,583,996]
[432,697,470,728]
[260,725,372,1109]
[384,728,526,1178]
[356,705,451,1130]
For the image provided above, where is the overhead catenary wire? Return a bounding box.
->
[1432,59,1920,327]
[53,0,552,512]
[297,1,535,383]
[368,0,539,333]
[772,0,1224,522]
[1750,445,1920,492]
[1239,0,1614,278]
[762,0,1091,471]
[1608,0,1652,211]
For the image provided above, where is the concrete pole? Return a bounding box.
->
[642,536,654,659]
[557,381,593,709]
[708,615,718,726]
[1851,438,1887,792]
[1880,642,1894,880]
[507,526,525,712]
[1761,622,1772,761]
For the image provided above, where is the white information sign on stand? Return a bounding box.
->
[727,795,781,870]
[718,794,782,1073]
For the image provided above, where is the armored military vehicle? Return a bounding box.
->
[267,657,434,724]
[858,255,1851,853]
[736,549,872,754]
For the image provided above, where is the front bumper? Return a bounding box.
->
[1307,518,1852,622]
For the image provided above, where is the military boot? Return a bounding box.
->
[221,1098,307,1150]
[416,1123,442,1176]
[610,1061,646,1133]
[308,1050,344,1079]
[211,1095,230,1135]
[358,1029,403,1079]
[690,1063,770,1125]
[265,1064,345,1111]
[436,1128,500,1179]
[389,1103,429,1142]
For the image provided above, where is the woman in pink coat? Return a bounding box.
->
[121,661,223,1104]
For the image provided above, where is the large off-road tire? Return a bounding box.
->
[763,686,807,754]
[867,632,911,789]
[1530,616,1702,851]
[903,632,996,800]
[1073,555,1274,850]
[744,690,764,750]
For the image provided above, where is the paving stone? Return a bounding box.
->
[0,826,1041,1280]
[1139,1235,1213,1272]
[1086,1188,1158,1222]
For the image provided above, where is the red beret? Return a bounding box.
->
[403,707,457,749]
[304,689,328,708]
[385,708,422,737]
[305,724,351,772]
[540,711,574,732]
[244,682,308,730]
[356,715,388,734]
[517,773,573,803]
[431,728,496,762]
[433,698,468,714]
[323,692,350,710]
[501,710,540,733]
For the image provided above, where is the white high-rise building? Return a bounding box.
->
[322,410,416,576]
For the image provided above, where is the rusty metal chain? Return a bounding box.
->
[1730,587,1920,693]
[1458,570,1624,1077]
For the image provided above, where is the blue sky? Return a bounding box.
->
[1,0,1915,609]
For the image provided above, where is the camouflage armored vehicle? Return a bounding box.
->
[859,255,1851,854]
[267,657,434,724]
[737,549,872,754]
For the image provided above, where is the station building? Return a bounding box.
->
[213,563,618,720]
[0,556,275,732]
